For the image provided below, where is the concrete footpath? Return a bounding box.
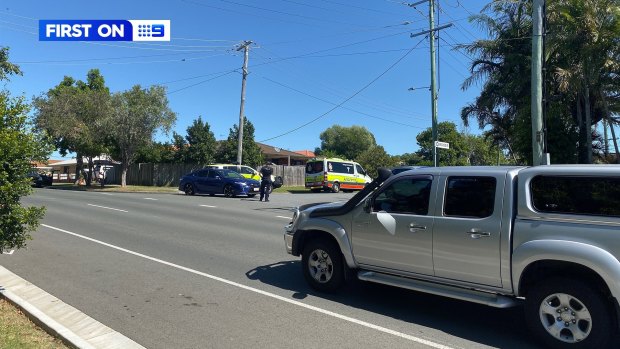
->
[0,265,145,349]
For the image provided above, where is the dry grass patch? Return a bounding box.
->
[0,298,69,349]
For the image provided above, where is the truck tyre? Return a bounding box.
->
[331,182,340,193]
[525,277,613,349]
[302,238,344,292]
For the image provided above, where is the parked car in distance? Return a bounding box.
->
[390,165,425,175]
[179,168,260,198]
[205,164,261,180]
[206,163,284,192]
[27,171,52,188]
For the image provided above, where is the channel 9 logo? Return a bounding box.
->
[39,20,171,41]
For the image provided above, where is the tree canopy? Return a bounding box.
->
[108,85,176,186]
[317,125,376,160]
[34,69,112,185]
[184,116,217,165]
[461,0,620,164]
[216,118,263,167]
[416,121,503,166]
[0,47,50,250]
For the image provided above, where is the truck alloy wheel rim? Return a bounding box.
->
[308,249,333,283]
[539,293,592,343]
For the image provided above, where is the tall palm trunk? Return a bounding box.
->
[584,81,593,163]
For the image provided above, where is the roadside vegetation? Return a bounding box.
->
[0,298,69,349]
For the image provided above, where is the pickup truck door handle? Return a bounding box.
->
[409,223,426,232]
[466,230,491,239]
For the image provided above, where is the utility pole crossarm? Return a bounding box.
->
[406,0,429,7]
[410,23,453,38]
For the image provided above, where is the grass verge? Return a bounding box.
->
[0,298,69,349]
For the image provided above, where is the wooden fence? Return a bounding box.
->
[107,163,306,187]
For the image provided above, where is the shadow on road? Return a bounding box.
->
[246,261,539,349]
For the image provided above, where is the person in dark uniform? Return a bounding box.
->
[259,163,273,202]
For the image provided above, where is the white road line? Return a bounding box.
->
[143,198,158,201]
[99,193,114,196]
[199,204,217,208]
[2,249,15,255]
[86,204,128,213]
[275,216,291,220]
[41,223,454,349]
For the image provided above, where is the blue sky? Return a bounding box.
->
[1,0,490,159]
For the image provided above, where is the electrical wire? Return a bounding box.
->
[254,48,432,120]
[166,70,237,94]
[261,76,427,129]
[259,37,427,142]
[317,0,404,16]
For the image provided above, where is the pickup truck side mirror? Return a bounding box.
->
[363,197,372,213]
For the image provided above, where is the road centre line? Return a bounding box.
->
[199,204,217,208]
[41,223,454,349]
[143,198,158,201]
[275,216,291,220]
[87,204,128,213]
[99,193,114,196]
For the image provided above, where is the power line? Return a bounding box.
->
[166,70,237,94]
[264,21,423,46]
[254,49,433,121]
[259,37,427,142]
[437,2,478,42]
[182,0,386,29]
[262,76,426,129]
[13,51,221,64]
[317,0,404,16]
[15,53,232,66]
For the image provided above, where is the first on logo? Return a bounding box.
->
[39,20,170,42]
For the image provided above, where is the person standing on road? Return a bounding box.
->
[259,163,273,202]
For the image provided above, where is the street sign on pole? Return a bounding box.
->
[435,141,449,149]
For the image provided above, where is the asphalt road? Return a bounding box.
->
[0,188,542,349]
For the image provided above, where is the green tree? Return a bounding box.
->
[395,152,424,166]
[356,145,398,178]
[171,132,188,163]
[34,69,112,185]
[184,116,217,165]
[416,122,499,166]
[216,118,263,167]
[109,85,176,186]
[461,0,620,164]
[133,142,175,163]
[317,125,376,160]
[0,48,51,250]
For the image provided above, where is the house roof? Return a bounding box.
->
[48,155,120,167]
[293,150,316,157]
[256,142,312,159]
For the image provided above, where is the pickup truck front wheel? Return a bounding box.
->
[302,238,344,292]
[525,278,613,349]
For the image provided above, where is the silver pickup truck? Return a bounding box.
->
[284,165,620,349]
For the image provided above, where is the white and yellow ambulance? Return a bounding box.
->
[305,158,371,193]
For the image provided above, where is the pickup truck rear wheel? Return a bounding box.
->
[302,238,344,292]
[525,278,613,349]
